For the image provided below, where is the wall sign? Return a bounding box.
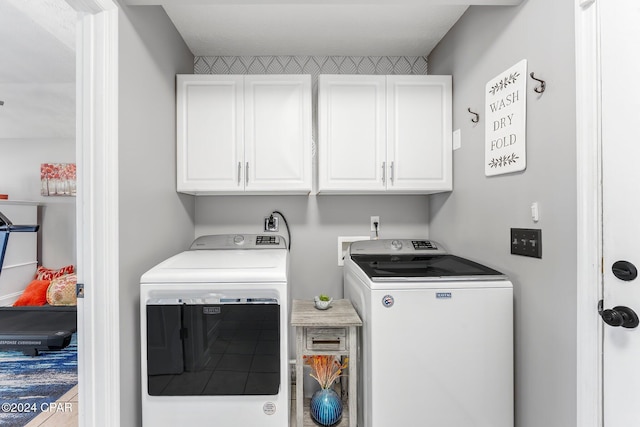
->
[485,59,527,176]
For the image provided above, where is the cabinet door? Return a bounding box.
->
[386,75,452,192]
[318,75,386,193]
[176,75,244,193]
[244,75,312,193]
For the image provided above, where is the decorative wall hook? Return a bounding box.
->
[529,72,546,93]
[468,108,479,123]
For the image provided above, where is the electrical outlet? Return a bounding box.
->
[511,228,542,258]
[264,216,279,232]
[370,216,380,232]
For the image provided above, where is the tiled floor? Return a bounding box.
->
[25,385,78,427]
[29,384,349,426]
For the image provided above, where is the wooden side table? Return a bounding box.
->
[291,299,362,427]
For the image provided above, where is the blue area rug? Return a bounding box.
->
[0,333,77,427]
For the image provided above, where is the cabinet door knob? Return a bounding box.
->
[237,162,242,185]
[390,161,394,184]
[246,162,249,185]
[382,162,386,184]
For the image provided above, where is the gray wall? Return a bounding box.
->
[193,56,432,334]
[427,2,577,427]
[117,5,195,426]
[195,195,430,301]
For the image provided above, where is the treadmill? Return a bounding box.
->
[0,210,77,356]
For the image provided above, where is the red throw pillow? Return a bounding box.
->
[35,265,75,281]
[13,280,51,306]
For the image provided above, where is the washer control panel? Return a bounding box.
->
[411,240,437,250]
[349,239,446,256]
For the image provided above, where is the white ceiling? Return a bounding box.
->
[130,0,523,57]
[0,0,75,140]
[161,4,468,57]
[1,0,522,140]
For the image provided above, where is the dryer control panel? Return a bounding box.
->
[190,234,286,250]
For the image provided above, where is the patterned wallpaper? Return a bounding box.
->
[194,56,428,76]
[193,56,429,161]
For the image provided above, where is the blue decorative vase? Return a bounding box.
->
[310,388,343,426]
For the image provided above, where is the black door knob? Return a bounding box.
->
[598,300,639,328]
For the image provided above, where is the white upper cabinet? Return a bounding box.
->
[244,76,312,193]
[177,74,312,195]
[318,74,452,194]
[318,75,386,192]
[386,75,452,192]
[177,75,244,193]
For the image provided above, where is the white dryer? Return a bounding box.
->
[140,234,289,427]
[344,239,513,427]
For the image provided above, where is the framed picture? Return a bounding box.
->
[41,163,76,197]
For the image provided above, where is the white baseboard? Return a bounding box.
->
[0,291,23,307]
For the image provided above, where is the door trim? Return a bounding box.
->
[575,1,603,426]
[72,1,121,425]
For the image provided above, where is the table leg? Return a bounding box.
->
[296,326,304,427]
[349,326,357,427]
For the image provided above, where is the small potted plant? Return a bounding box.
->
[303,355,348,426]
[314,294,333,310]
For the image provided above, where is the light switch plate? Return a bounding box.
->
[511,228,542,258]
[453,129,461,150]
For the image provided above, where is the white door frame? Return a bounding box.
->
[65,1,605,426]
[68,0,121,425]
[575,0,603,426]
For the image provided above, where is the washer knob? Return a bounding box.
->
[391,239,403,250]
[233,235,245,245]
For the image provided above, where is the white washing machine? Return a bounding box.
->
[344,239,513,427]
[140,234,289,427]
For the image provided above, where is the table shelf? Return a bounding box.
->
[291,299,362,427]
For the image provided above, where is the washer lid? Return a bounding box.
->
[351,254,506,282]
[141,247,288,284]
